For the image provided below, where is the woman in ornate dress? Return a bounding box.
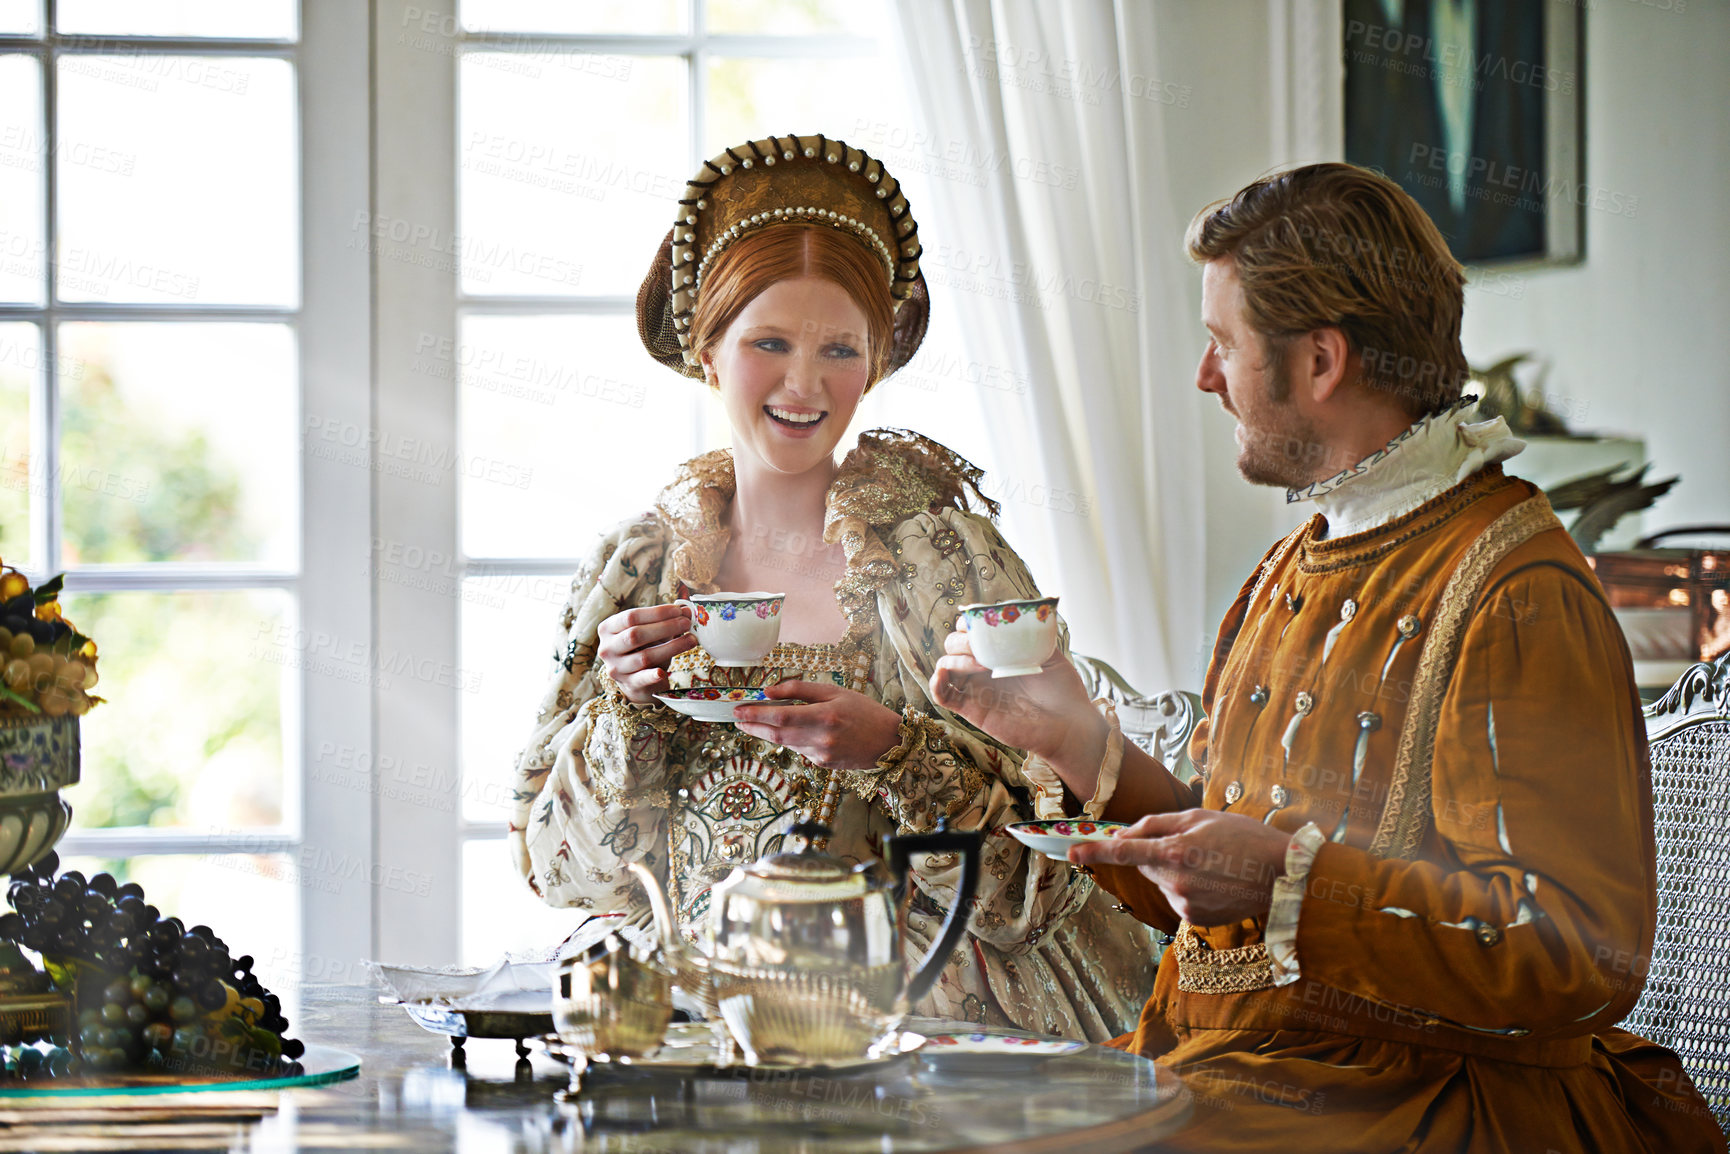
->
[507,134,1153,1039]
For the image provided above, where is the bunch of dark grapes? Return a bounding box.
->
[0,853,306,1078]
[2,853,150,970]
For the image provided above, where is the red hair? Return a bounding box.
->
[689,225,896,387]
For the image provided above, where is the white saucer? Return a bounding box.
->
[654,689,807,724]
[1004,819,1130,860]
[919,1031,1085,1074]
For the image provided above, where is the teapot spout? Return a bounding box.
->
[626,861,680,958]
[625,862,721,1024]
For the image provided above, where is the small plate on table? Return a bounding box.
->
[654,688,807,724]
[919,1032,1085,1075]
[1004,819,1129,861]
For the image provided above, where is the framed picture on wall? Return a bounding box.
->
[1343,0,1584,266]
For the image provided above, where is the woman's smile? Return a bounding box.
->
[764,405,827,435]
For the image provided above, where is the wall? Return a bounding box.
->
[1458,0,1729,537]
[1151,0,1728,688]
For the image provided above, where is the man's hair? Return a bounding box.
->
[1186,163,1468,416]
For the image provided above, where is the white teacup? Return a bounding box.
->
[677,592,785,667]
[958,597,1060,678]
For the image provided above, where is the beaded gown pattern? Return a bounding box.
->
[507,430,1156,1040]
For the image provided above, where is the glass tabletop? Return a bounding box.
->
[0,985,1192,1153]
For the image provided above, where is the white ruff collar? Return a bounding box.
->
[1290,397,1525,539]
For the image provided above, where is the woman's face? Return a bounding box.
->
[702,275,873,477]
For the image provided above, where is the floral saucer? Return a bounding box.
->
[1004,819,1129,861]
[654,688,806,724]
[919,1031,1085,1074]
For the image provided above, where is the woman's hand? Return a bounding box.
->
[731,681,903,772]
[929,629,1104,789]
[596,604,698,704]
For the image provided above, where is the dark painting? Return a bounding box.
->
[1344,0,1582,266]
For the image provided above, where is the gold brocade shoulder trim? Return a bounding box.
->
[830,429,999,524]
[652,429,997,645]
[1368,493,1564,859]
[654,448,736,597]
[826,429,996,645]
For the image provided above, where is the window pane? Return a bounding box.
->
[462,837,581,965]
[56,1,296,39]
[0,54,43,304]
[706,56,886,156]
[459,573,569,823]
[460,0,684,34]
[61,589,289,831]
[58,323,297,567]
[457,314,700,558]
[61,853,302,993]
[0,0,41,35]
[57,56,296,306]
[0,322,33,565]
[460,53,686,297]
[708,0,886,37]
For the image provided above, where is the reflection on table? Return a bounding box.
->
[2,984,1191,1153]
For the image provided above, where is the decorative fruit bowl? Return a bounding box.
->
[0,560,100,878]
[0,714,78,878]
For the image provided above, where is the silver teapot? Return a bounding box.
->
[628,820,982,1065]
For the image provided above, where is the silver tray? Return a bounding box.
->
[543,1022,926,1076]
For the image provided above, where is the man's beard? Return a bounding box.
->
[1235,414,1327,488]
[1233,356,1327,489]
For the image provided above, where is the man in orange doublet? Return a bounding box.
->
[932,164,1725,1153]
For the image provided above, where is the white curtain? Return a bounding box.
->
[889,0,1207,693]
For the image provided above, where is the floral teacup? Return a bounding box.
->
[958,597,1059,678]
[676,592,785,667]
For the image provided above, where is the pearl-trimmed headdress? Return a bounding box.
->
[637,134,928,380]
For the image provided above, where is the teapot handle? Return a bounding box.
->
[884,818,984,1011]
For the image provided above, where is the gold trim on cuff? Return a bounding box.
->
[1172,923,1275,994]
[873,705,925,773]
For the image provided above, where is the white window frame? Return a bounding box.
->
[0,0,375,976]
[372,0,885,964]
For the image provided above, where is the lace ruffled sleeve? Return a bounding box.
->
[507,515,682,912]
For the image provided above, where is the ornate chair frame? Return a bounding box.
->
[1069,654,1204,787]
[1622,650,1730,1132]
